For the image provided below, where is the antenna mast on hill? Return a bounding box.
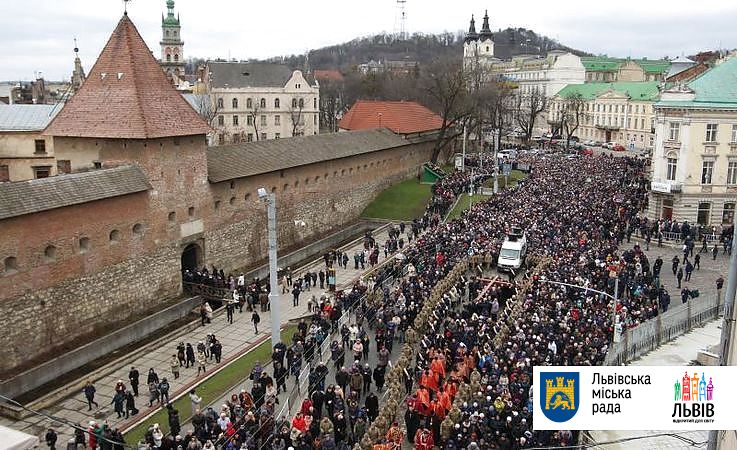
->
[396,0,407,40]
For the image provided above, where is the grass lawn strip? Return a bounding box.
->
[446,194,488,220]
[123,325,297,445]
[361,178,432,221]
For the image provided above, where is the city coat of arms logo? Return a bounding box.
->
[540,372,579,422]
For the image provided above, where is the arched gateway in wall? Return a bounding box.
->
[181,243,202,272]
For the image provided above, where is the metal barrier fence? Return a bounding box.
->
[605,294,722,366]
[643,230,721,245]
[276,274,397,421]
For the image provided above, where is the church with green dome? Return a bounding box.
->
[160,0,185,81]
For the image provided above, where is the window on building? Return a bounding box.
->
[33,166,51,179]
[132,223,144,236]
[247,133,253,142]
[727,161,737,185]
[233,133,241,144]
[723,203,736,225]
[233,115,239,126]
[275,115,281,126]
[706,123,718,142]
[188,206,195,217]
[275,98,280,109]
[217,115,224,126]
[247,115,253,126]
[701,160,714,184]
[275,133,280,139]
[34,139,46,154]
[166,54,171,62]
[217,97,224,109]
[314,98,317,109]
[666,157,678,181]
[168,211,176,222]
[298,98,304,109]
[43,245,57,263]
[732,124,737,143]
[174,54,179,62]
[260,115,267,126]
[109,229,121,243]
[0,165,8,182]
[247,98,252,109]
[56,160,71,174]
[260,98,266,108]
[218,133,225,145]
[314,115,317,125]
[669,122,680,141]
[79,237,90,254]
[260,133,267,141]
[292,98,298,108]
[232,98,238,109]
[697,202,711,225]
[4,256,18,275]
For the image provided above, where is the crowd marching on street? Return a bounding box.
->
[59,152,734,450]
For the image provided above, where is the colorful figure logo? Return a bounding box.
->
[540,372,579,422]
[674,371,714,402]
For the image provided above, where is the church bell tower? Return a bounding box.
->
[160,0,185,81]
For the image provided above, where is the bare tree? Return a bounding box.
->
[420,58,472,163]
[247,97,262,141]
[319,79,346,132]
[560,92,587,150]
[289,97,306,137]
[192,93,220,126]
[513,88,547,144]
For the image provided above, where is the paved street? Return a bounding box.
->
[0,223,401,445]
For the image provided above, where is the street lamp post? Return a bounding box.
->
[258,187,281,350]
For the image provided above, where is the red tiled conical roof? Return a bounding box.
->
[44,14,210,139]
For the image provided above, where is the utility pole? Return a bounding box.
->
[461,123,467,172]
[708,232,737,450]
[259,188,281,351]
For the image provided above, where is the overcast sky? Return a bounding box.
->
[0,0,735,81]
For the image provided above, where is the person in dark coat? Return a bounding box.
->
[167,403,181,436]
[185,343,196,368]
[373,365,386,392]
[274,361,288,394]
[44,428,57,450]
[147,368,159,385]
[128,367,139,397]
[365,392,379,422]
[111,391,125,418]
[404,406,420,443]
[83,381,99,410]
[125,391,137,418]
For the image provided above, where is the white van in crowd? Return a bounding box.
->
[497,227,527,271]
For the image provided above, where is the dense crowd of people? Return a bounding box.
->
[75,152,675,450]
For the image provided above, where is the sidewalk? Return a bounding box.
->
[0,224,398,444]
[635,238,730,302]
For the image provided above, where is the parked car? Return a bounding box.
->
[579,147,594,156]
[603,142,617,149]
[612,144,626,152]
[592,140,603,147]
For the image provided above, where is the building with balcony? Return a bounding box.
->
[648,57,737,227]
[548,81,660,148]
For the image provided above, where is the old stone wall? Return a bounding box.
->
[0,136,436,376]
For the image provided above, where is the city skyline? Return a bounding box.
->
[0,0,735,81]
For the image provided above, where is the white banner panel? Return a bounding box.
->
[533,366,737,430]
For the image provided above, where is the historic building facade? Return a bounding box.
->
[0,13,437,375]
[0,105,61,182]
[648,57,737,227]
[549,81,659,149]
[205,62,320,145]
